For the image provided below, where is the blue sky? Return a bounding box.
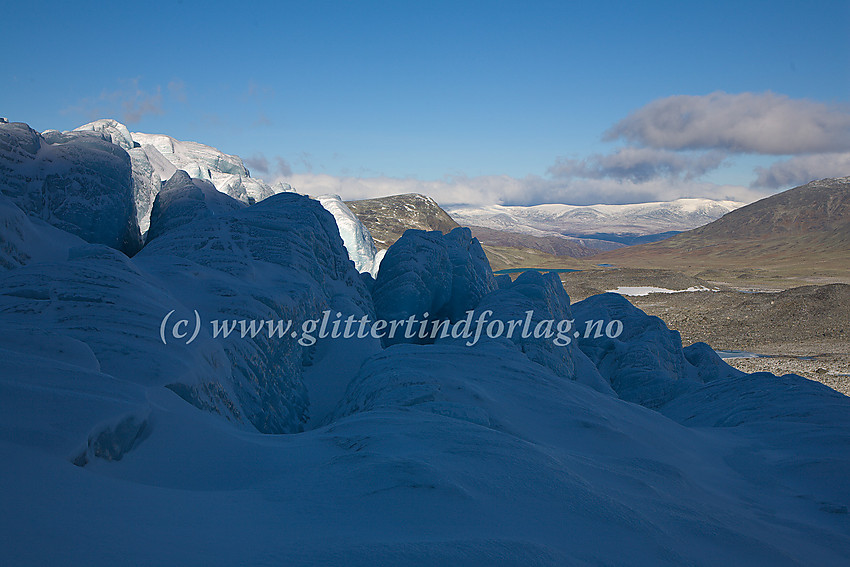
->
[3,0,849,205]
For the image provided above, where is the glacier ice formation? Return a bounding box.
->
[317,194,382,277]
[2,119,849,566]
[1,121,142,254]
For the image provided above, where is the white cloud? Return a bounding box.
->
[549,147,727,182]
[167,80,187,103]
[753,153,850,188]
[606,91,850,154]
[274,156,293,177]
[244,154,270,175]
[244,153,294,178]
[121,84,163,123]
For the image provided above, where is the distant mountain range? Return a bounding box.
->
[343,193,611,269]
[595,177,850,276]
[446,198,746,240]
[346,194,745,269]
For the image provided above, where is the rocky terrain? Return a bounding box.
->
[535,179,850,394]
[345,193,459,248]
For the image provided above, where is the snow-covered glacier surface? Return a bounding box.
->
[2,122,850,566]
[50,118,284,237]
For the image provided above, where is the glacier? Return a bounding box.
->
[73,118,136,150]
[2,119,850,566]
[39,119,383,277]
[1,121,142,254]
[0,192,86,270]
[51,119,283,237]
[72,119,168,236]
[131,130,277,206]
[371,227,497,343]
[317,194,382,277]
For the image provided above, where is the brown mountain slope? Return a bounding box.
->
[466,225,623,258]
[594,177,850,278]
[345,193,459,249]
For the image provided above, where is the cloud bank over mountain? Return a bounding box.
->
[601,91,850,191]
[605,92,850,155]
[754,152,850,189]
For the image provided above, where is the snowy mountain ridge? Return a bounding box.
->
[447,197,746,237]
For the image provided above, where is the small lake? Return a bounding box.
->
[494,268,582,275]
[714,350,767,359]
[715,351,831,361]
